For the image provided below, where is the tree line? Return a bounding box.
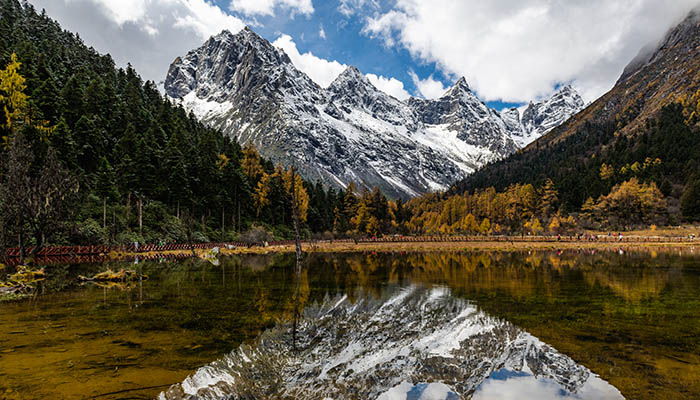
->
[1,0,698,255]
[0,0,414,252]
[453,97,700,224]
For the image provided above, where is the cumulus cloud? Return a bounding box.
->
[364,0,699,103]
[229,0,313,17]
[338,0,379,17]
[409,71,447,100]
[319,25,326,39]
[33,0,245,83]
[273,34,348,87]
[274,34,410,99]
[366,73,410,100]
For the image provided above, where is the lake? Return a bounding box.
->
[1,249,699,399]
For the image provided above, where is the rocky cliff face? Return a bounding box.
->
[519,85,586,145]
[165,27,583,198]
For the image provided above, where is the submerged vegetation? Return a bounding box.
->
[0,251,699,399]
[0,265,44,300]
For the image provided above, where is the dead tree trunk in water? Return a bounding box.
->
[290,165,303,350]
[138,196,143,236]
[290,165,303,269]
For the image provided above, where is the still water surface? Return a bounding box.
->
[0,249,699,399]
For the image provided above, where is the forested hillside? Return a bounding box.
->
[1,0,698,252]
[0,0,403,250]
[451,9,700,223]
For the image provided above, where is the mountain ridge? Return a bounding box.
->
[165,27,584,199]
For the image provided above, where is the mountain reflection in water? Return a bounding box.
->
[160,285,622,400]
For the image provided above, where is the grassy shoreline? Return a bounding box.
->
[123,239,698,259]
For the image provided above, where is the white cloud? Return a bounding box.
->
[319,25,326,39]
[338,0,379,17]
[34,0,245,83]
[273,34,411,99]
[72,0,145,25]
[409,71,447,100]
[229,0,313,17]
[366,73,410,100]
[364,0,699,103]
[273,34,348,87]
[173,0,246,39]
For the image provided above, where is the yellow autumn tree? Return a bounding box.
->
[539,179,559,217]
[0,52,53,147]
[599,163,614,180]
[479,218,491,235]
[253,172,271,217]
[241,143,264,182]
[216,153,229,171]
[282,166,309,222]
[524,217,543,235]
[548,216,561,234]
[594,178,666,226]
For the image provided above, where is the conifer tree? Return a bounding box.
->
[681,174,700,221]
[95,156,117,228]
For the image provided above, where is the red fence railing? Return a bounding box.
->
[2,235,694,261]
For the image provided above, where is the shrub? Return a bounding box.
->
[240,225,274,243]
[75,218,108,244]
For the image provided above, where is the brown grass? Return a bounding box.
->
[111,239,699,260]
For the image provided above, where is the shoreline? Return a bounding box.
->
[139,239,698,258]
[2,239,696,267]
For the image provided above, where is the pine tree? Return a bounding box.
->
[539,179,559,217]
[95,156,117,228]
[681,174,700,221]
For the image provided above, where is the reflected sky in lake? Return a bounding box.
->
[473,368,622,400]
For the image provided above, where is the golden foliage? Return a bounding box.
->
[215,153,230,171]
[253,172,272,217]
[240,143,264,182]
[282,166,310,222]
[0,53,53,147]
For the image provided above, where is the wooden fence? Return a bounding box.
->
[2,235,694,265]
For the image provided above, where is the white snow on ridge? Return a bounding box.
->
[178,91,234,120]
[165,27,586,198]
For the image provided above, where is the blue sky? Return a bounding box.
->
[32,0,699,110]
[213,0,522,109]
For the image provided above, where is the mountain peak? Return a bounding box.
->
[518,84,585,144]
[554,84,577,96]
[167,25,584,199]
[338,65,366,81]
[443,76,472,98]
[329,65,373,91]
[455,76,470,89]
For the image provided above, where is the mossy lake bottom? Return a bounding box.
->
[1,249,699,399]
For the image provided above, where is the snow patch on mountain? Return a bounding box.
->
[165,27,585,198]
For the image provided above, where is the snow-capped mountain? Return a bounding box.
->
[165,28,584,198]
[159,286,622,399]
[518,85,586,146]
